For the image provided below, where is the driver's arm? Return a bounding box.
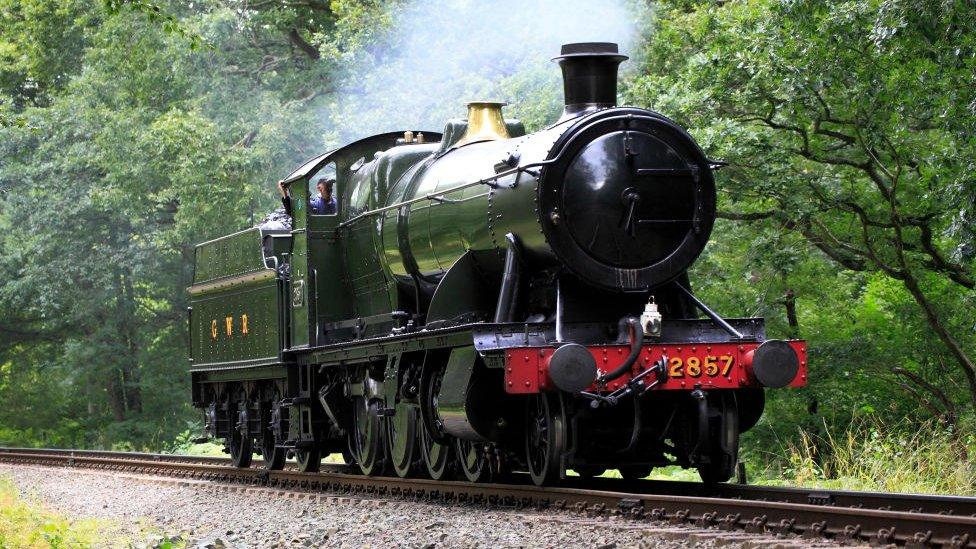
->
[277,180,292,216]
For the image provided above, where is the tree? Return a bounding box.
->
[0,0,354,447]
[627,0,976,419]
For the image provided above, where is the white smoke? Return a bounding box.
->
[324,0,641,144]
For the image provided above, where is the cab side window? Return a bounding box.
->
[308,162,338,216]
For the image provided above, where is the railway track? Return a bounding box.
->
[1,447,974,547]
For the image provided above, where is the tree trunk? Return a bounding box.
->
[106,371,126,422]
[901,274,976,411]
[115,267,143,414]
[783,288,799,338]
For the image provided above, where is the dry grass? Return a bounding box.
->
[765,419,976,495]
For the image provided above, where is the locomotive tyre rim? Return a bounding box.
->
[387,402,419,478]
[350,397,386,476]
[525,393,566,486]
[455,439,490,483]
[261,390,286,471]
[419,412,453,480]
[295,448,321,473]
[229,401,253,468]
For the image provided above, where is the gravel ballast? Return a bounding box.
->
[0,464,830,548]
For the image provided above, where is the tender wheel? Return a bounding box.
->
[260,389,286,471]
[388,403,419,478]
[349,396,386,476]
[419,412,452,480]
[296,448,321,473]
[455,439,491,483]
[229,400,253,468]
[525,393,566,486]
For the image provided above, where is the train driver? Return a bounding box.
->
[277,177,337,216]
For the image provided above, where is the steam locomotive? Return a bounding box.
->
[187,42,807,485]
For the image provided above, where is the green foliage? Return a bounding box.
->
[0,0,347,450]
[765,417,976,495]
[102,0,210,51]
[628,0,976,446]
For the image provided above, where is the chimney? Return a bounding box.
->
[553,42,628,119]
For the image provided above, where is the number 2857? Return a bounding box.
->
[668,355,734,378]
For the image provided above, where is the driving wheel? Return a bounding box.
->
[387,402,420,478]
[455,439,492,483]
[349,396,386,476]
[419,412,453,480]
[295,448,321,473]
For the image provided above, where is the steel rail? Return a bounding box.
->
[1,449,974,547]
[0,447,231,464]
[6,447,971,516]
[605,477,976,517]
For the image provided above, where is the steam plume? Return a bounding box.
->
[325,0,640,143]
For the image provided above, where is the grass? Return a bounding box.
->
[174,441,225,457]
[0,474,188,549]
[568,465,703,482]
[577,417,976,495]
[0,474,110,548]
[750,418,976,495]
